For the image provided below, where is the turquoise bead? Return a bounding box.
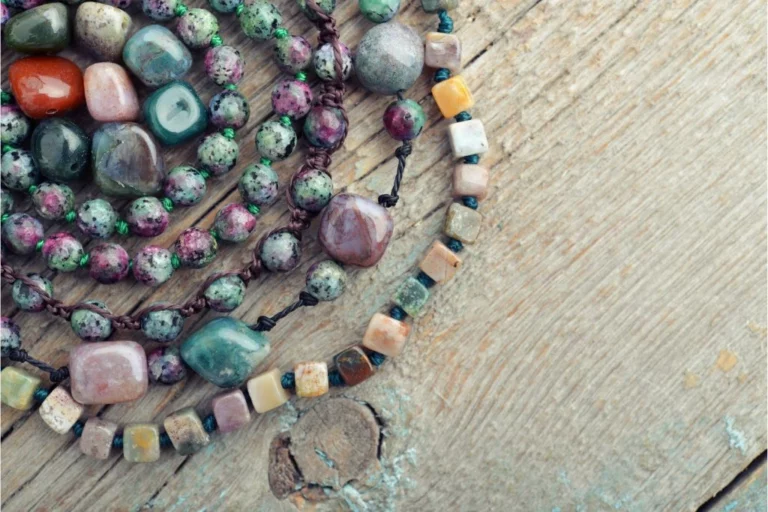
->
[359,0,400,23]
[71,300,113,341]
[204,274,246,312]
[12,273,52,312]
[141,305,184,342]
[197,133,238,176]
[180,317,270,388]
[392,277,429,317]
[255,120,296,161]
[239,1,282,41]
[76,198,118,239]
[30,119,89,182]
[144,81,207,146]
[123,25,192,87]
[305,260,346,301]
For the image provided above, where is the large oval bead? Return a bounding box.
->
[8,56,85,119]
[122,25,192,87]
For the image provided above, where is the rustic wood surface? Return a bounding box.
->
[1,0,766,510]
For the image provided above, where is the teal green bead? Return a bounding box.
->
[255,120,296,161]
[140,305,184,342]
[238,163,278,207]
[208,0,240,13]
[204,274,245,312]
[296,0,334,20]
[392,276,429,317]
[144,81,207,146]
[1,189,13,217]
[70,300,113,342]
[76,198,117,239]
[305,260,346,301]
[1,105,31,146]
[180,317,270,388]
[4,3,70,54]
[12,273,52,312]
[358,0,399,23]
[123,25,192,87]
[1,150,38,191]
[31,182,75,220]
[30,119,89,182]
[260,231,300,272]
[290,168,332,213]
[197,133,238,177]
[239,1,282,41]
[176,8,219,49]
[163,165,207,206]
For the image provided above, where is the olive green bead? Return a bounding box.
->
[239,1,282,41]
[392,276,429,317]
[204,274,246,312]
[305,260,346,301]
[359,0,399,23]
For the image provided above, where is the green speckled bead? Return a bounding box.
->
[274,35,312,74]
[260,231,300,272]
[313,42,352,81]
[238,163,279,207]
[290,168,332,213]
[209,90,250,130]
[141,0,179,21]
[421,0,458,12]
[2,213,43,254]
[132,246,175,286]
[204,274,246,312]
[42,232,84,272]
[76,198,117,239]
[71,300,113,342]
[239,1,282,41]
[175,227,218,268]
[144,81,207,146]
[31,182,75,220]
[296,0,334,20]
[126,196,169,237]
[176,8,219,49]
[359,0,400,23]
[141,305,184,342]
[1,105,31,146]
[1,317,21,357]
[1,150,38,191]
[31,118,90,182]
[12,273,53,312]
[1,189,13,216]
[163,165,207,206]
[393,276,429,317]
[305,260,346,301]
[208,0,240,13]
[255,121,296,161]
[197,133,238,177]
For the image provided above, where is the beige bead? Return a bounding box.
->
[362,313,410,357]
[294,362,329,398]
[449,119,489,158]
[453,164,489,200]
[39,387,84,434]
[163,407,210,455]
[80,418,117,460]
[425,32,462,72]
[123,423,161,463]
[247,368,291,413]
[419,241,463,284]
[445,203,482,244]
[0,366,41,410]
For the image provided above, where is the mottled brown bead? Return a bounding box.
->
[334,347,374,386]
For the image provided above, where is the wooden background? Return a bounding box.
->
[2,0,766,510]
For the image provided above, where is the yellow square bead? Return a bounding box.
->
[123,423,161,463]
[1,367,42,410]
[432,75,475,119]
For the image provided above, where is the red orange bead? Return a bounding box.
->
[8,56,85,120]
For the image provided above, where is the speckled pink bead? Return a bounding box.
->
[214,203,256,243]
[174,228,217,268]
[271,79,312,120]
[204,45,244,86]
[274,35,312,74]
[42,232,85,272]
[31,182,75,221]
[126,197,169,237]
[88,243,130,284]
[132,246,175,286]
[5,0,45,9]
[303,106,347,149]
[1,213,44,255]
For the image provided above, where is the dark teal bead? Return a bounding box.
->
[463,154,480,164]
[144,81,207,146]
[446,238,463,252]
[359,0,399,23]
[30,119,89,182]
[389,305,406,320]
[462,196,478,209]
[369,351,386,366]
[416,271,435,288]
[123,25,192,88]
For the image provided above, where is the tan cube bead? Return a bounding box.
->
[0,366,41,410]
[362,313,410,357]
[444,203,482,244]
[163,407,210,455]
[123,423,161,463]
[294,362,329,398]
[425,32,462,72]
[39,387,84,434]
[247,368,291,413]
[453,164,489,200]
[80,418,117,460]
[419,241,463,284]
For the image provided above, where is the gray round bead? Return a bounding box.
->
[141,306,184,342]
[238,163,279,207]
[306,260,347,301]
[70,300,113,342]
[255,121,297,162]
[355,22,424,95]
[260,231,301,272]
[204,274,246,312]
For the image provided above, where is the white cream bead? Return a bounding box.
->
[449,119,489,158]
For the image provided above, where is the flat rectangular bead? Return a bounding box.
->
[419,241,463,284]
[164,407,210,455]
[294,362,329,398]
[212,389,251,433]
[449,119,489,158]
[393,277,430,317]
[362,313,410,357]
[39,387,84,434]
[123,423,161,463]
[247,368,291,413]
[453,163,489,200]
[425,32,462,72]
[69,341,148,405]
[80,418,117,460]
[335,347,375,386]
[432,75,474,119]
[444,202,482,244]
[1,366,42,410]
[421,0,458,12]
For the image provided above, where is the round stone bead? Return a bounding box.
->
[1,189,13,216]
[213,203,256,243]
[76,198,118,239]
[1,149,39,191]
[305,260,346,301]
[1,317,21,356]
[1,4,9,25]
[1,105,31,146]
[296,0,334,20]
[31,118,90,182]
[75,2,133,62]
[204,46,244,86]
[164,166,207,207]
[88,243,130,284]
[176,8,219,49]
[141,306,184,342]
[126,197,169,237]
[208,0,240,14]
[31,182,75,220]
[303,106,346,149]
[197,133,239,176]
[274,35,312,74]
[175,228,217,268]
[313,42,352,81]
[209,90,250,130]
[260,231,301,272]
[256,121,297,161]
[132,246,175,286]
[12,273,52,312]
[148,346,187,384]
[383,99,426,141]
[142,0,178,21]
[356,22,424,95]
[42,232,85,272]
[204,274,246,312]
[238,163,279,207]
[5,0,45,9]
[70,300,113,342]
[290,168,332,212]
[271,79,312,120]
[359,0,400,23]
[2,213,43,255]
[239,1,282,41]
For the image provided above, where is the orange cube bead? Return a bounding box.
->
[432,75,475,119]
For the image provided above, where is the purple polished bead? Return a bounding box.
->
[318,194,394,267]
[174,227,217,268]
[303,106,347,149]
[1,213,44,255]
[147,346,187,384]
[274,35,312,74]
[132,245,174,286]
[383,99,426,141]
[126,197,169,237]
[271,79,312,120]
[89,243,130,284]
[214,203,256,243]
[204,45,244,86]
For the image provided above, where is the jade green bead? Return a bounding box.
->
[208,0,240,13]
[123,25,192,87]
[358,0,399,23]
[239,1,282,41]
[392,276,429,317]
[144,81,207,146]
[141,305,184,342]
[4,3,70,54]
[70,300,113,341]
[203,274,245,312]
[30,119,89,182]
[197,133,238,177]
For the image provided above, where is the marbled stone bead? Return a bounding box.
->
[318,194,394,267]
[204,45,244,86]
[383,99,426,141]
[1,105,31,146]
[260,231,301,272]
[362,312,409,357]
[239,1,282,41]
[197,133,238,176]
[4,3,70,54]
[92,122,165,198]
[75,2,132,62]
[335,346,374,386]
[0,189,12,217]
[8,56,85,120]
[238,163,279,207]
[140,305,184,342]
[1,4,9,25]
[274,35,312,74]
[141,0,178,21]
[42,232,85,272]
[80,418,117,460]
[421,0,457,12]
[256,120,296,161]
[247,368,289,413]
[294,361,329,398]
[123,423,160,463]
[290,168,332,212]
[214,203,256,243]
[2,213,43,255]
[204,274,246,312]
[70,340,148,404]
[433,75,474,119]
[313,42,352,81]
[84,63,140,122]
[144,81,207,146]
[296,0,334,20]
[393,277,429,317]
[180,317,270,388]
[164,165,207,206]
[175,228,218,268]
[208,0,240,14]
[425,32,461,72]
[304,106,346,148]
[126,197,169,237]
[88,242,130,284]
[305,260,346,301]
[133,247,175,287]
[70,300,113,341]
[448,119,489,158]
[1,317,21,357]
[5,0,45,9]
[0,367,41,410]
[419,240,462,284]
[209,90,249,130]
[32,182,75,220]
[1,150,38,191]
[444,202,482,243]
[148,346,187,384]
[212,389,251,433]
[176,8,218,49]
[31,119,89,182]
[123,25,192,88]
[453,163,489,200]
[356,23,423,95]
[164,407,210,455]
[39,386,84,434]
[11,273,52,312]
[76,198,117,239]
[359,0,400,23]
[272,79,312,120]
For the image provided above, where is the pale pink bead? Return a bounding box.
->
[452,164,489,200]
[211,389,251,433]
[80,418,117,460]
[84,63,140,122]
[69,341,148,405]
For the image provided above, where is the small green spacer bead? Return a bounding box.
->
[221,127,236,140]
[260,157,272,167]
[246,203,260,216]
[33,387,49,402]
[174,3,187,16]
[128,259,133,271]
[1,144,14,154]
[295,71,307,82]
[209,228,219,239]
[274,27,289,40]
[171,253,181,269]
[65,210,77,223]
[35,239,44,252]
[224,83,238,91]
[27,184,37,195]
[161,197,174,212]
[279,115,292,127]
[79,253,90,267]
[0,91,12,105]
[1,213,9,224]
[199,169,211,180]
[235,3,244,16]
[115,219,129,235]
[210,34,223,47]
